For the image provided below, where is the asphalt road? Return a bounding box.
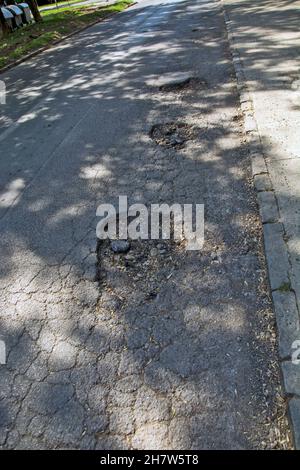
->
[0,0,291,449]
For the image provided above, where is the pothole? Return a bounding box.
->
[96,236,183,308]
[150,122,197,148]
[95,208,189,307]
[160,77,206,92]
[146,73,207,93]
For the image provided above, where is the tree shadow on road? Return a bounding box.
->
[0,0,292,449]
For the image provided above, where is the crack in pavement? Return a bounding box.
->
[0,0,292,449]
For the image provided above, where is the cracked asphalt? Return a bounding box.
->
[0,0,292,449]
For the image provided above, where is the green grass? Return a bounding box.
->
[16,0,84,8]
[0,1,132,69]
[39,0,85,10]
[277,282,291,292]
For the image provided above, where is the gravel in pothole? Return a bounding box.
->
[150,122,197,148]
[96,237,184,309]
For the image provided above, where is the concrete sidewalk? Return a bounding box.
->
[222,0,300,448]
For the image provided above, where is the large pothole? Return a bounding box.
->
[150,122,197,148]
[160,77,207,93]
[147,72,207,93]
[96,236,184,311]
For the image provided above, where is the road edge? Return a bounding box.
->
[220,0,300,450]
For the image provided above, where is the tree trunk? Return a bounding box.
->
[27,0,43,22]
[0,8,10,37]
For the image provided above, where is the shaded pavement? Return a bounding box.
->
[223,0,300,313]
[0,0,291,449]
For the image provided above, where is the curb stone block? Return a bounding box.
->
[247,129,259,140]
[247,133,261,151]
[237,82,246,92]
[236,71,244,83]
[239,91,251,103]
[244,116,257,132]
[251,154,268,176]
[241,101,252,112]
[257,191,279,223]
[288,397,300,449]
[282,361,300,396]
[263,223,290,291]
[272,290,300,359]
[254,174,273,192]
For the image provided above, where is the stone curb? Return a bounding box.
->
[0,2,137,76]
[273,290,300,359]
[263,223,290,291]
[257,191,279,224]
[220,0,300,449]
[289,398,300,449]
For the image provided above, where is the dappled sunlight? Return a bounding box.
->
[79,162,112,180]
[0,178,25,208]
[223,0,300,324]
[224,0,300,89]
[0,0,289,450]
